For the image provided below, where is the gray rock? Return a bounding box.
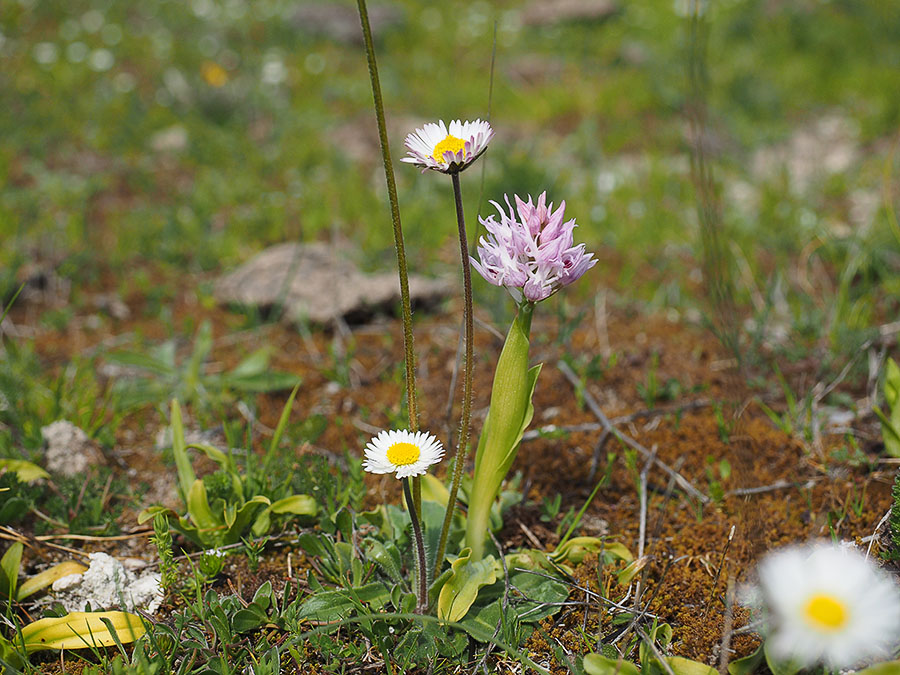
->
[522,0,617,26]
[214,243,451,326]
[41,420,104,477]
[291,3,403,45]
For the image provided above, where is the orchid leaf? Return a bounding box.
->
[0,459,49,483]
[17,561,87,601]
[437,548,498,622]
[583,653,641,675]
[20,611,145,653]
[169,400,196,502]
[0,542,22,599]
[728,644,764,675]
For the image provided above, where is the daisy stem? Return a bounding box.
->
[433,170,475,579]
[402,476,428,614]
[356,0,421,518]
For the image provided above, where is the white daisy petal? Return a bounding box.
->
[402,118,494,174]
[756,542,900,670]
[362,428,444,479]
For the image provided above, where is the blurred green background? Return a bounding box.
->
[1,0,899,344]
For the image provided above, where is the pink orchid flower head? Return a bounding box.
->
[471,192,596,303]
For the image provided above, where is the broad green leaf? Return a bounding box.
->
[0,542,23,599]
[880,358,900,457]
[422,500,449,575]
[420,473,450,507]
[886,358,900,408]
[0,633,25,670]
[583,653,641,675]
[187,443,229,468]
[0,496,29,524]
[17,561,87,601]
[232,607,268,633]
[602,542,634,564]
[0,459,49,482]
[228,347,272,378]
[664,657,718,675]
[640,622,673,668]
[251,494,316,537]
[222,496,270,545]
[458,601,503,643]
[136,505,170,525]
[270,494,316,515]
[186,479,218,532]
[253,581,274,609]
[617,557,647,586]
[728,644,764,675]
[297,583,390,622]
[428,567,453,607]
[505,549,553,572]
[364,539,403,583]
[764,641,802,675]
[508,571,570,623]
[550,537,633,565]
[170,400,196,501]
[499,363,543,470]
[20,611,145,653]
[437,548,498,622]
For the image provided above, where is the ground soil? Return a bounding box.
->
[5,259,897,674]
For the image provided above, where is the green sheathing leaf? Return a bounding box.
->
[437,548,498,622]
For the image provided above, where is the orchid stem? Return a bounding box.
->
[357,0,421,518]
[403,477,428,614]
[433,170,475,579]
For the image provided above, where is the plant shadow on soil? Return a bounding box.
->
[7,263,896,674]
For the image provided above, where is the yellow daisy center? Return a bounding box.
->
[386,442,421,467]
[432,135,466,162]
[804,593,848,631]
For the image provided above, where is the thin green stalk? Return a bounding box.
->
[356,0,419,434]
[433,171,475,579]
[357,0,421,516]
[402,477,428,613]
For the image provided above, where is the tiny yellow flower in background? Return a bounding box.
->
[757,542,900,669]
[401,119,494,174]
[363,429,444,479]
[201,61,229,87]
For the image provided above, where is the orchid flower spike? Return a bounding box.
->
[471,192,597,303]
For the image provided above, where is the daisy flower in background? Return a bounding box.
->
[401,119,494,173]
[471,192,597,303]
[363,429,444,479]
[757,542,900,669]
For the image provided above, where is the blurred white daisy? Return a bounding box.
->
[363,429,444,479]
[758,542,900,669]
[401,119,493,174]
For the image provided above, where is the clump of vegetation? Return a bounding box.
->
[139,399,317,548]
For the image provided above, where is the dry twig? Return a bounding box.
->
[557,360,710,504]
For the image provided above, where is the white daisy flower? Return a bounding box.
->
[401,119,494,174]
[363,429,444,479]
[757,542,900,669]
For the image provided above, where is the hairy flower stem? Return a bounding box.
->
[402,477,428,614]
[433,171,475,579]
[356,0,421,514]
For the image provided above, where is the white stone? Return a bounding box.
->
[48,552,163,614]
[41,420,104,477]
